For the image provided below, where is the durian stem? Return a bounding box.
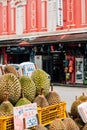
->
[0,66,4,75]
[21,89,24,98]
[75,96,78,100]
[40,88,44,95]
[36,114,40,125]
[17,72,20,78]
[82,92,84,96]
[4,91,9,101]
[51,83,54,91]
[23,118,26,129]
[22,68,24,75]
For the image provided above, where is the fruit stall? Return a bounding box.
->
[0,64,87,130]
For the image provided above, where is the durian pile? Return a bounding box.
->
[68,92,87,130]
[0,64,87,130]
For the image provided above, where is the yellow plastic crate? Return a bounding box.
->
[38,101,66,126]
[0,116,14,130]
[0,101,66,129]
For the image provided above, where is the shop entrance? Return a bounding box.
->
[52,53,65,83]
[42,52,65,83]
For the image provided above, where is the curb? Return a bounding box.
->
[53,83,87,88]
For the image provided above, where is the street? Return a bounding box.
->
[54,86,87,112]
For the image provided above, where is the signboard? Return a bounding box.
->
[56,0,63,26]
[20,62,36,77]
[14,103,38,130]
[75,57,84,83]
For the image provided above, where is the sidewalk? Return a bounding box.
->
[53,82,87,88]
[54,85,87,112]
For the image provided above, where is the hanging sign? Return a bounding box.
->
[56,0,63,26]
[14,103,38,130]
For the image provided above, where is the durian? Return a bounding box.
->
[35,125,48,130]
[4,64,18,77]
[77,92,87,102]
[0,92,13,116]
[46,83,61,105]
[15,89,31,106]
[49,118,67,130]
[70,96,82,118]
[0,73,21,105]
[19,75,36,102]
[31,69,50,96]
[63,117,80,130]
[34,88,49,108]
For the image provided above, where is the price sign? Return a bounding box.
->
[26,116,38,128]
[14,103,38,130]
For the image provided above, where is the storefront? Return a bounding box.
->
[30,33,87,85]
[0,32,87,85]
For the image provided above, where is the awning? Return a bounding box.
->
[0,32,87,47]
[0,39,21,47]
[31,32,87,44]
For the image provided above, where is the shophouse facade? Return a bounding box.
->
[0,0,87,84]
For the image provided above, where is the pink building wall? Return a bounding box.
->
[0,0,87,36]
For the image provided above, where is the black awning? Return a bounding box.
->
[0,39,21,47]
[31,32,87,44]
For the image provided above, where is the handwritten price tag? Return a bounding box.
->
[14,103,37,130]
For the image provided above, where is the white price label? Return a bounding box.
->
[26,116,38,128]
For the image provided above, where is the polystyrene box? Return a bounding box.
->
[78,102,87,123]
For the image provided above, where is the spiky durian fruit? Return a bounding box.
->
[63,117,80,130]
[49,118,67,130]
[15,89,31,106]
[0,73,21,105]
[31,69,50,96]
[35,125,48,130]
[0,92,13,116]
[77,92,87,102]
[4,64,18,77]
[46,84,61,105]
[70,96,82,118]
[19,75,36,102]
[34,88,49,108]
